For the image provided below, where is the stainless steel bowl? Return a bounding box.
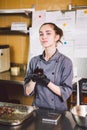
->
[71,105,87,128]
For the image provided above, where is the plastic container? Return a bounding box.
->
[0,45,10,72]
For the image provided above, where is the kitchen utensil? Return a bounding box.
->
[71,105,87,128]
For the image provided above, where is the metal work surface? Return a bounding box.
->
[0,107,86,130]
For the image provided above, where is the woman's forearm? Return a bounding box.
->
[47,82,61,96]
[25,80,36,95]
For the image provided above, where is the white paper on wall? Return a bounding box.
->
[58,40,75,63]
[76,9,87,30]
[74,9,87,58]
[46,11,76,40]
[74,38,87,58]
[32,10,46,27]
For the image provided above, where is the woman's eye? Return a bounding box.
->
[39,33,43,36]
[47,32,51,35]
[39,32,51,37]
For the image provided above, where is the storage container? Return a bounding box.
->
[0,45,10,72]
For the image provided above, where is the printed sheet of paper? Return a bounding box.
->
[76,9,87,30]
[46,11,75,40]
[32,10,46,27]
[74,38,87,58]
[75,9,87,58]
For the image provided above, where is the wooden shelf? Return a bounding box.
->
[0,27,29,35]
[0,8,35,14]
[0,8,34,35]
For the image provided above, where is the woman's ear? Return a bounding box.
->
[55,34,60,42]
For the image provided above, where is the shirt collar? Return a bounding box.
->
[40,49,62,61]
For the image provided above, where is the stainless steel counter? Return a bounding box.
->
[0,108,85,130]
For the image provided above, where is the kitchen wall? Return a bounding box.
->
[0,0,87,65]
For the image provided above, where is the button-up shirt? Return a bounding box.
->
[24,49,73,111]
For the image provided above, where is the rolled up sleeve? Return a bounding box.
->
[60,58,73,102]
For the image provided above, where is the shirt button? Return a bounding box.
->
[51,99,54,101]
[52,72,54,75]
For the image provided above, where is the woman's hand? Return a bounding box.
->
[25,80,36,95]
[26,86,30,95]
[31,67,50,86]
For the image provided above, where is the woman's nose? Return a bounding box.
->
[42,34,47,39]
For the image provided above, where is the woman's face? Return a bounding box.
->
[39,24,59,48]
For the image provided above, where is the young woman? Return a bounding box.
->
[24,23,73,111]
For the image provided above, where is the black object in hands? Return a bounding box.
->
[32,67,50,86]
[39,74,50,86]
[33,67,43,75]
[31,67,43,82]
[27,67,43,81]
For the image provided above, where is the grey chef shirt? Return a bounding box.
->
[24,49,73,111]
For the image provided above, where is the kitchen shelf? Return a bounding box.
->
[0,8,35,14]
[0,27,29,35]
[0,8,34,34]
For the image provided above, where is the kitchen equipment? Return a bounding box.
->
[71,76,87,128]
[0,45,10,72]
[71,105,87,128]
[0,102,38,126]
[42,112,61,125]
